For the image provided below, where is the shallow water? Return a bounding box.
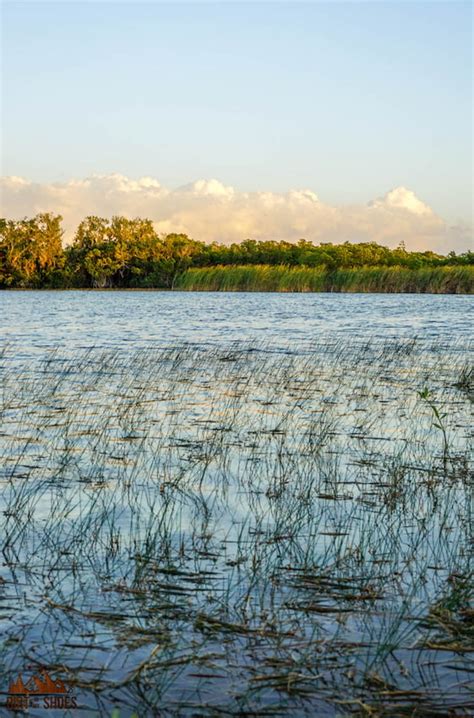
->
[0,292,472,717]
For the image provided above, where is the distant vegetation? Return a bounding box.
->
[1,212,473,292]
[177,265,473,294]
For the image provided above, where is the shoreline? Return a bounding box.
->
[3,265,473,295]
[2,287,473,295]
[2,288,474,295]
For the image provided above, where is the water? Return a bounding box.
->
[2,290,472,356]
[0,291,472,717]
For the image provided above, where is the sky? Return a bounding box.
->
[1,1,473,250]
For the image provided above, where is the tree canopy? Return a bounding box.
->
[1,213,472,289]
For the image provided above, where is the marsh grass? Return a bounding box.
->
[177,264,474,294]
[0,339,472,716]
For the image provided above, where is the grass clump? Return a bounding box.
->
[0,339,472,715]
[177,264,474,293]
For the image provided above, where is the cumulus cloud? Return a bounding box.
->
[0,173,471,253]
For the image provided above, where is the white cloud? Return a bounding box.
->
[369,186,432,216]
[180,179,235,199]
[0,174,471,253]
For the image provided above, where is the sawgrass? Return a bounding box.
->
[177,264,474,293]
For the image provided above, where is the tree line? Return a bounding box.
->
[1,213,473,289]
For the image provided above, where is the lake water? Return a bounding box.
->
[0,291,472,717]
[2,291,473,357]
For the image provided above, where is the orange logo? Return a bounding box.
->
[6,669,77,710]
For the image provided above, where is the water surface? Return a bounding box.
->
[0,292,472,717]
[2,291,472,357]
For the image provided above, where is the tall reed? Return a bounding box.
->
[177,264,474,293]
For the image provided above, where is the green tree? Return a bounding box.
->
[0,213,64,287]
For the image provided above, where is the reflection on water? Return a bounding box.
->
[2,291,473,356]
[0,292,472,716]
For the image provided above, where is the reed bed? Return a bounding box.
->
[0,339,472,716]
[177,265,474,294]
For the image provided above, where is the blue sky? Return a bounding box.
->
[1,1,472,235]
